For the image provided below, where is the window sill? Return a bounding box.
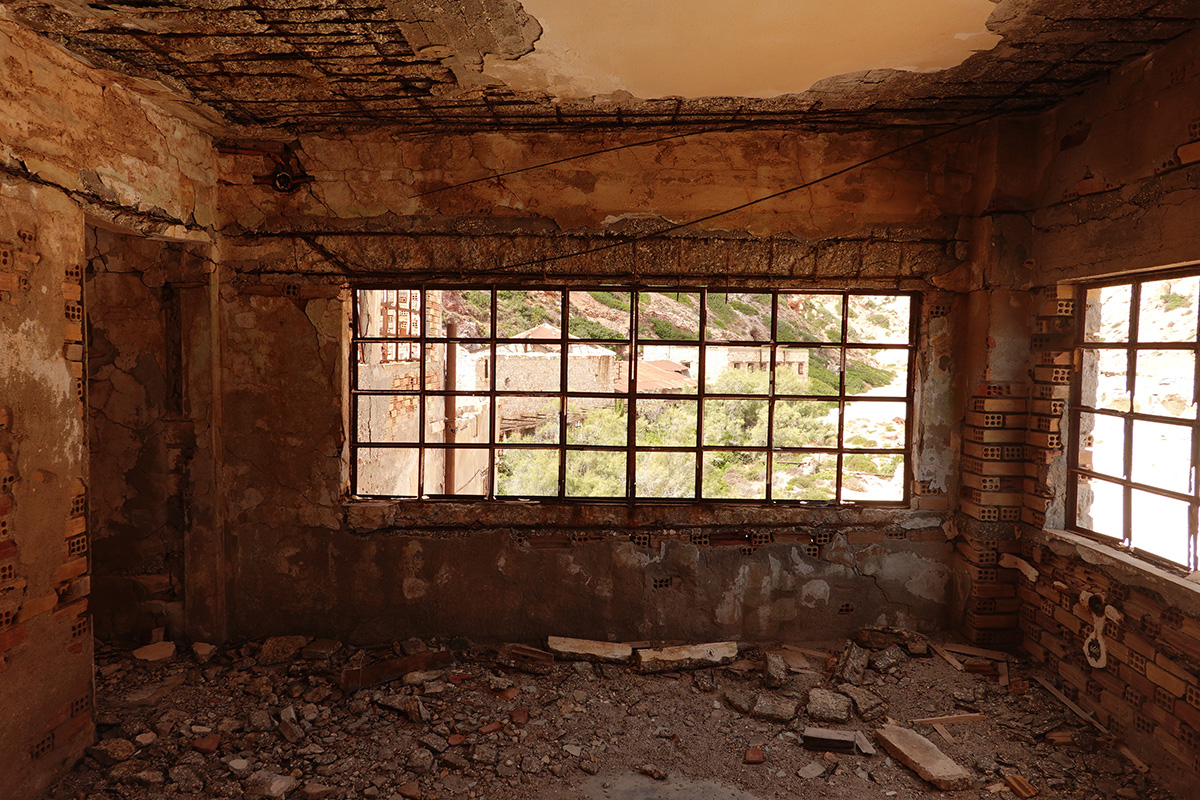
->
[1035,527,1200,616]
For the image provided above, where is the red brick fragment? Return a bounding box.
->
[192,733,221,754]
[744,747,765,764]
[510,708,529,726]
[478,721,502,735]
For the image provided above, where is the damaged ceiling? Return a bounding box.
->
[6,0,1200,132]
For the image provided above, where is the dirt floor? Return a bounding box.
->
[46,632,1182,800]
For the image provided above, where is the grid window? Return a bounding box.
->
[1069,273,1200,570]
[351,287,915,503]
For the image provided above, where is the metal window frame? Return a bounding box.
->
[350,285,917,506]
[1066,271,1200,571]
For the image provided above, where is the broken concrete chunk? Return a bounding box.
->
[244,770,298,799]
[806,688,852,723]
[877,724,973,791]
[762,652,788,688]
[132,641,176,662]
[751,693,798,722]
[800,726,857,753]
[546,636,633,663]
[798,761,827,779]
[836,642,869,685]
[868,644,906,673]
[277,706,304,743]
[257,635,308,665]
[636,641,738,673]
[839,684,886,720]
[87,738,136,765]
[301,639,342,660]
[723,688,755,714]
[192,642,217,662]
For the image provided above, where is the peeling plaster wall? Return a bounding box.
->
[0,15,220,795]
[211,126,981,645]
[0,182,94,800]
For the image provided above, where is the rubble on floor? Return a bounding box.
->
[48,631,1179,800]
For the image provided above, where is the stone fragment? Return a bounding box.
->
[278,706,305,743]
[397,781,422,799]
[876,724,973,791]
[134,732,157,747]
[723,688,755,714]
[869,645,906,673]
[563,743,583,757]
[168,765,204,793]
[693,669,716,692]
[192,733,221,753]
[442,751,469,771]
[637,641,738,673]
[521,756,543,774]
[546,636,634,663]
[400,637,428,655]
[408,747,434,774]
[298,782,336,800]
[228,758,252,777]
[134,769,165,785]
[579,760,600,775]
[497,759,519,777]
[418,732,449,753]
[302,639,342,659]
[637,764,668,780]
[807,688,852,723]
[258,636,308,665]
[88,738,137,765]
[472,744,498,764]
[798,761,827,779]
[763,652,787,688]
[509,708,529,726]
[839,684,887,720]
[192,642,217,662]
[836,643,869,685]
[245,770,299,799]
[132,641,176,662]
[751,693,798,722]
[248,710,276,731]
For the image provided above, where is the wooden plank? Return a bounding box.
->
[941,643,1011,661]
[1033,675,1108,734]
[1005,774,1039,798]
[998,661,1010,688]
[932,723,955,744]
[877,725,972,790]
[340,650,454,692]
[854,730,876,756]
[1117,744,1150,774]
[911,713,985,725]
[930,643,964,671]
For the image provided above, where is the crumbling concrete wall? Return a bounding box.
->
[0,15,219,798]
[210,123,982,645]
[0,181,95,800]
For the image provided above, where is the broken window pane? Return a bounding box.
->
[1131,490,1191,565]
[1138,276,1199,342]
[773,452,837,501]
[566,450,626,498]
[1075,476,1124,540]
[356,448,419,497]
[702,451,766,499]
[567,400,626,447]
[848,295,909,344]
[1132,349,1195,419]
[635,398,697,447]
[704,346,771,394]
[702,398,768,448]
[705,292,771,341]
[568,290,630,341]
[637,290,699,340]
[1078,411,1124,480]
[434,289,492,338]
[842,454,905,502]
[778,293,842,343]
[843,401,907,449]
[495,447,559,496]
[1131,419,1192,495]
[635,451,695,498]
[1083,284,1131,343]
[496,289,561,338]
[773,401,838,448]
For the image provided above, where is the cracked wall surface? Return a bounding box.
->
[0,181,94,800]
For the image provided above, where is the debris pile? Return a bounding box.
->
[50,629,1177,800]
